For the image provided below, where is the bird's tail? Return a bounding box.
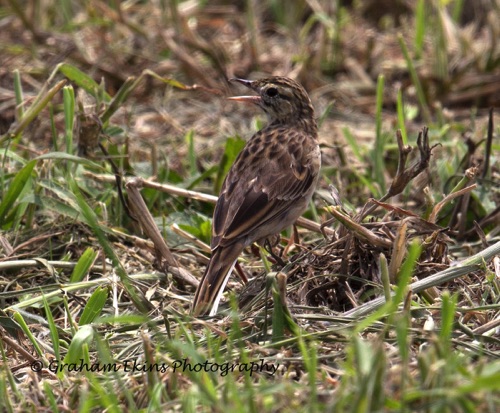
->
[191,245,243,316]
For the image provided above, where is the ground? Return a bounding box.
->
[0,1,499,412]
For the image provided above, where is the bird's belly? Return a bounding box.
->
[243,196,310,247]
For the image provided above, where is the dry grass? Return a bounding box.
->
[0,1,499,411]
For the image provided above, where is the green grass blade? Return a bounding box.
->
[0,149,29,165]
[396,88,408,145]
[70,247,98,283]
[100,75,140,124]
[57,63,111,101]
[13,69,24,120]
[379,253,391,302]
[63,85,75,155]
[271,286,286,343]
[342,126,364,162]
[0,339,20,412]
[79,286,110,326]
[62,325,94,370]
[373,74,386,195]
[451,0,465,23]
[393,239,421,305]
[438,291,456,353]
[398,34,432,124]
[353,240,421,333]
[1,79,67,143]
[185,130,197,176]
[0,159,36,225]
[214,136,246,194]
[42,295,60,361]
[35,151,105,169]
[68,177,151,313]
[0,310,23,338]
[12,311,45,359]
[42,381,59,412]
[414,0,425,59]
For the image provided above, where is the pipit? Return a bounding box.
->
[192,76,321,316]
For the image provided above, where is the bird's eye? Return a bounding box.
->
[266,87,279,97]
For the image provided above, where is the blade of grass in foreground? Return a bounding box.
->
[347,240,500,318]
[0,339,22,408]
[43,295,60,361]
[12,311,45,360]
[68,176,152,314]
[353,239,421,333]
[61,326,94,375]
[42,382,59,412]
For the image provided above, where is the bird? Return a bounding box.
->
[191,76,321,316]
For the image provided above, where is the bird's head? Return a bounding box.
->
[228,76,315,130]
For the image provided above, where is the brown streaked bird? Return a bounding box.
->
[192,76,321,316]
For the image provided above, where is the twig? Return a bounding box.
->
[326,206,391,248]
[0,259,104,272]
[125,178,199,287]
[358,127,438,221]
[84,172,333,237]
[171,223,211,253]
[428,184,477,223]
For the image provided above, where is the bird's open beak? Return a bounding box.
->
[227,78,261,104]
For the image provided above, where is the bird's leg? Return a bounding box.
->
[234,261,249,284]
[282,226,298,256]
[263,238,286,266]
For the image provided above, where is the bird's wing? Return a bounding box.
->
[212,128,319,248]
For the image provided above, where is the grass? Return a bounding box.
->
[0,1,499,412]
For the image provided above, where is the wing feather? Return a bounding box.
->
[211,128,319,249]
